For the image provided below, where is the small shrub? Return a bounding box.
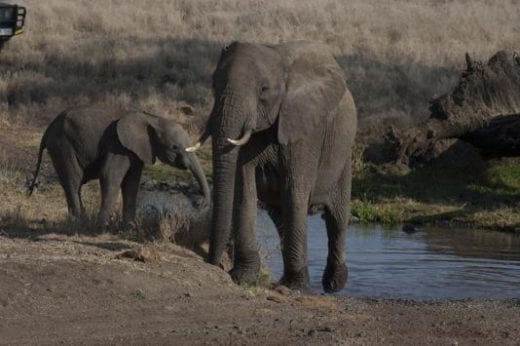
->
[351,197,403,224]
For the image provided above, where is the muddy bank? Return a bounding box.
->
[0,232,518,345]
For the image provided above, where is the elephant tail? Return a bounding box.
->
[27,136,47,196]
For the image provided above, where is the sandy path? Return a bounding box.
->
[0,233,518,345]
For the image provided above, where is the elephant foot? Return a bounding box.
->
[229,266,260,286]
[322,261,348,293]
[229,251,261,285]
[96,215,115,234]
[279,269,310,294]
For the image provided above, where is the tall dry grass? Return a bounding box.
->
[1,0,519,127]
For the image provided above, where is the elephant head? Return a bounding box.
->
[190,42,346,265]
[117,112,210,208]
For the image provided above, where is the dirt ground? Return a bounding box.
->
[0,230,518,345]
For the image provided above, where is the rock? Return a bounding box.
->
[141,179,157,190]
[274,285,292,296]
[402,223,421,234]
[116,246,162,262]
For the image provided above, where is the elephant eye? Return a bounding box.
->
[260,86,270,100]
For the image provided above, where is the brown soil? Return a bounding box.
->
[0,232,518,345]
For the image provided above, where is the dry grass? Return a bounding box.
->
[0,168,214,247]
[2,0,520,235]
[1,0,519,128]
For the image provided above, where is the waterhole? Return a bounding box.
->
[258,212,520,300]
[138,192,520,300]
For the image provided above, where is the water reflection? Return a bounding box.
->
[257,211,520,300]
[423,228,520,261]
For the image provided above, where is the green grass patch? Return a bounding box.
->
[484,159,520,190]
[351,196,403,224]
[352,158,520,231]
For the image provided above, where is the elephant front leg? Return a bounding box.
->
[98,178,122,228]
[279,188,310,292]
[322,208,348,293]
[98,154,131,228]
[121,161,143,224]
[229,163,261,285]
[322,165,352,293]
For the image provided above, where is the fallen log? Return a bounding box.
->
[393,50,520,165]
[462,113,520,157]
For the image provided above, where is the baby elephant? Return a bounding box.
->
[29,107,210,225]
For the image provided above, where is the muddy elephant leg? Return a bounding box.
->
[98,154,131,226]
[279,186,310,291]
[229,162,260,284]
[121,162,143,224]
[322,164,351,293]
[48,148,84,219]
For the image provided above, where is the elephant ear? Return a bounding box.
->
[116,113,156,164]
[277,43,346,145]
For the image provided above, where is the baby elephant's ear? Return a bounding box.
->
[277,43,346,145]
[116,113,156,164]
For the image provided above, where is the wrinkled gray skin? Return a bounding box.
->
[29,107,210,225]
[200,41,357,293]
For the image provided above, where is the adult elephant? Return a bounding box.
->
[29,107,210,225]
[187,41,357,292]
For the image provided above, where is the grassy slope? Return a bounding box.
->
[1,0,520,231]
[351,160,520,231]
[2,0,520,123]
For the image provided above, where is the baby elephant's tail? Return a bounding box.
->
[27,138,46,196]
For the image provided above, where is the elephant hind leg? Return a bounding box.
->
[267,207,284,240]
[48,146,84,219]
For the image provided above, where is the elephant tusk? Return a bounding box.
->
[185,126,212,152]
[185,142,201,152]
[227,129,252,146]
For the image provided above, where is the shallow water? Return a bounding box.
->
[257,212,520,300]
[138,192,520,300]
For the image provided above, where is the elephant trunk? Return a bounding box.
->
[207,88,254,266]
[187,152,211,208]
[208,137,239,265]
